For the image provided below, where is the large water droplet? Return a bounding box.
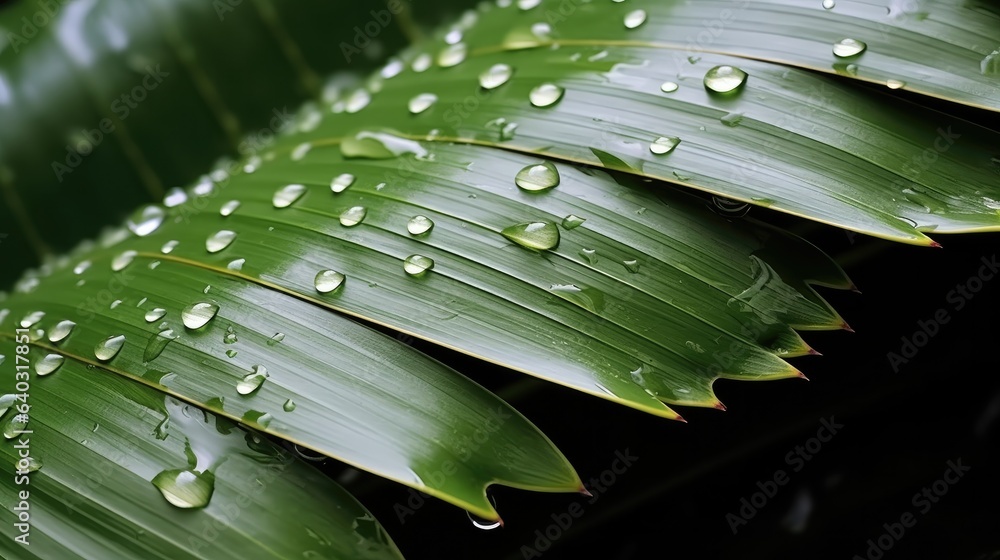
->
[833,38,867,58]
[340,206,368,227]
[145,308,167,323]
[237,365,268,395]
[403,255,435,276]
[145,329,178,362]
[479,63,514,89]
[501,222,560,250]
[704,65,748,94]
[407,215,434,235]
[181,302,219,330]
[273,184,307,208]
[561,215,586,229]
[95,334,126,362]
[19,311,44,328]
[529,83,565,107]
[36,354,64,376]
[345,89,371,113]
[515,161,560,191]
[48,320,76,343]
[220,200,241,217]
[315,270,346,293]
[112,250,138,272]
[127,205,166,237]
[660,81,679,93]
[650,136,681,155]
[152,469,214,509]
[886,79,905,89]
[623,259,641,273]
[331,173,355,193]
[341,131,428,160]
[437,43,467,67]
[550,284,606,313]
[624,9,647,28]
[4,414,28,439]
[163,188,188,208]
[411,53,432,72]
[408,93,438,114]
[823,0,835,8]
[206,230,237,253]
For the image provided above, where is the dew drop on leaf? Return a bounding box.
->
[181,303,219,330]
[94,334,126,362]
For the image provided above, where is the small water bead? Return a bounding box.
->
[181,302,219,330]
[144,329,178,362]
[886,79,905,89]
[437,43,467,67]
[127,205,166,237]
[531,22,552,39]
[206,230,237,253]
[561,215,586,229]
[407,215,434,235]
[822,0,835,8]
[112,250,138,272]
[48,320,76,343]
[411,53,432,72]
[501,222,560,250]
[273,184,307,208]
[623,259,640,273]
[152,469,214,509]
[721,112,744,127]
[403,255,435,276]
[340,206,367,227]
[94,334,126,362]
[315,270,346,293]
[73,260,91,275]
[224,326,238,344]
[650,136,681,155]
[704,65,748,94]
[344,89,371,113]
[110,299,123,309]
[685,340,705,353]
[579,248,598,265]
[267,333,285,346]
[3,414,28,439]
[660,81,679,93]
[145,308,167,323]
[479,63,514,89]
[227,258,245,271]
[283,399,297,412]
[20,311,44,328]
[408,93,438,114]
[237,365,268,395]
[163,188,188,208]
[36,354,64,376]
[983,50,1000,76]
[529,83,565,107]
[833,38,867,58]
[161,240,179,254]
[515,161,560,191]
[331,173,355,193]
[226,349,238,358]
[624,9,647,29]
[220,200,241,217]
[517,0,541,9]
[148,260,161,270]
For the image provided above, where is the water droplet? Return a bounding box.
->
[341,131,428,160]
[283,399,297,412]
[273,184,307,208]
[704,65,748,94]
[36,354,64,376]
[95,334,126,362]
[145,308,167,323]
[721,112,744,127]
[479,63,514,89]
[267,333,285,346]
[145,329,178,362]
[110,299,123,310]
[623,259,640,273]
[181,303,219,330]
[549,284,606,313]
[220,200,241,217]
[227,258,245,271]
[381,58,404,79]
[886,79,905,89]
[237,365,268,395]
[833,38,867,58]
[19,311,44,328]
[983,50,1000,76]
[225,349,238,358]
[437,43,467,67]
[315,270,346,293]
[340,206,367,227]
[3,413,28,439]
[407,215,435,235]
[517,0,541,9]
[73,260,91,275]
[624,9,647,28]
[331,173,355,193]
[112,250,137,272]
[163,188,188,208]
[411,53,432,72]
[501,222,560,250]
[823,0,835,8]
[48,320,76,343]
[408,93,438,114]
[223,326,238,344]
[579,248,598,264]
[403,255,435,276]
[152,469,214,509]
[685,340,705,353]
[660,81,679,93]
[561,215,586,229]
[290,142,312,161]
[161,240,179,254]
[345,89,371,113]
[529,83,565,107]
[206,230,237,253]
[127,205,166,237]
[515,161,560,191]
[650,136,681,155]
